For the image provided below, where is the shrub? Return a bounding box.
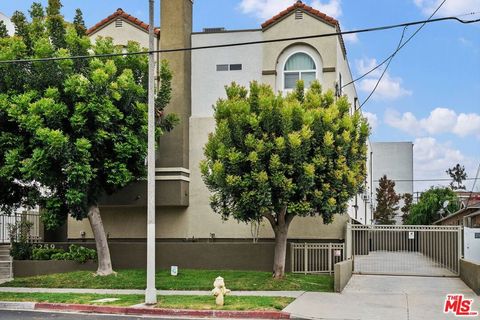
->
[32,245,65,260]
[8,220,34,260]
[51,244,96,263]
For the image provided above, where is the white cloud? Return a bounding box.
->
[413,137,476,191]
[238,0,294,20]
[311,0,342,19]
[414,0,480,16]
[363,112,379,132]
[342,31,359,44]
[385,107,480,138]
[355,58,412,100]
[238,0,344,20]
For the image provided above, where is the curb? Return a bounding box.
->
[35,302,291,319]
[0,301,36,310]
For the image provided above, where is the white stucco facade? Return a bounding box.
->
[0,12,15,36]
[371,142,414,224]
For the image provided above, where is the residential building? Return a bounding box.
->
[370,142,414,224]
[0,12,14,36]
[66,0,370,246]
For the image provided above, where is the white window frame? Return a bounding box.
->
[276,45,323,93]
[283,51,317,90]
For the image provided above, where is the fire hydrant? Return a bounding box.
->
[212,276,231,306]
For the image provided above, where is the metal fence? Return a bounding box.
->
[348,224,462,276]
[0,212,42,244]
[291,243,345,274]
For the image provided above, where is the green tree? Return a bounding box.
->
[201,81,369,278]
[29,2,46,40]
[406,187,459,225]
[73,9,87,37]
[0,21,8,38]
[0,4,176,275]
[446,163,467,190]
[46,0,66,50]
[11,11,32,52]
[373,175,400,225]
[401,193,413,224]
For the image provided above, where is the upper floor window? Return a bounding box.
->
[284,52,316,89]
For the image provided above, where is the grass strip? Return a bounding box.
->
[0,292,293,311]
[1,269,333,291]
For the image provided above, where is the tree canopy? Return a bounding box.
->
[373,175,400,225]
[0,1,176,275]
[405,187,459,225]
[201,81,369,277]
[446,163,467,190]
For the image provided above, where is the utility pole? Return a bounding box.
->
[145,0,156,305]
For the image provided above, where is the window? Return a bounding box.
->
[216,64,228,71]
[284,52,316,89]
[229,64,242,71]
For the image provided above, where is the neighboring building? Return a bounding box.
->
[0,12,15,36]
[434,204,480,227]
[370,142,414,224]
[455,190,480,208]
[66,0,370,244]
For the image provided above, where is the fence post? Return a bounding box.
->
[457,226,463,275]
[290,243,294,273]
[328,243,332,275]
[304,243,308,275]
[345,223,352,260]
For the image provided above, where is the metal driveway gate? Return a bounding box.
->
[347,224,462,276]
[291,243,345,274]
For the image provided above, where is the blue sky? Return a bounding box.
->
[1,0,480,192]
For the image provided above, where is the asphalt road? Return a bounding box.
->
[0,309,217,320]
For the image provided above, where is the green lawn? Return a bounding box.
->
[1,269,333,292]
[0,292,293,311]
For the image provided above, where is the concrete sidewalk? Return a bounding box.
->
[0,287,304,298]
[284,275,479,320]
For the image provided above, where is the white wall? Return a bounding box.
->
[371,142,414,224]
[191,31,263,117]
[0,12,14,36]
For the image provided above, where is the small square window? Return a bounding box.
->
[230,64,242,71]
[216,64,228,71]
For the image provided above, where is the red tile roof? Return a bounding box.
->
[87,8,160,37]
[261,0,346,55]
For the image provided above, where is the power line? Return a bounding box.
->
[373,178,479,183]
[355,0,447,109]
[0,14,479,65]
[343,0,448,90]
[466,163,480,207]
[358,26,407,109]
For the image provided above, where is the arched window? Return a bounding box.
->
[284,52,317,89]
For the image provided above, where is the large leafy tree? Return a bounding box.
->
[406,187,459,225]
[446,163,467,190]
[0,2,176,275]
[201,81,369,278]
[373,175,400,225]
[0,21,8,38]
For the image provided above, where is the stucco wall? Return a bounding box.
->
[371,142,413,224]
[191,31,263,117]
[261,13,338,91]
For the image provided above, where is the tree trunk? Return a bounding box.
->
[272,225,289,279]
[87,204,114,276]
[264,208,294,279]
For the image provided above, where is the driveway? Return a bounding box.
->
[284,275,479,320]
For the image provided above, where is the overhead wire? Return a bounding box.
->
[0,13,479,65]
[355,0,448,109]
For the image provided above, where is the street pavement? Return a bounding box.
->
[284,275,479,320]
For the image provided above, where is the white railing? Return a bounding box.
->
[291,242,345,274]
[0,211,42,244]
